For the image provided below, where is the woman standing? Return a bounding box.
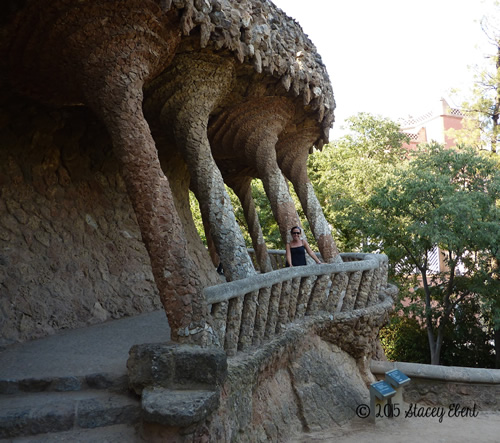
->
[285,226,322,267]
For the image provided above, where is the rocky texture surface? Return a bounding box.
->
[0,291,394,441]
[0,0,338,345]
[135,299,393,441]
[0,103,160,346]
[140,329,373,442]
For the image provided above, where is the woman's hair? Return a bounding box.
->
[290,226,302,235]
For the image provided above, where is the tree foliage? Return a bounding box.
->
[308,113,409,251]
[380,298,496,368]
[379,316,430,364]
[310,112,500,366]
[365,144,500,365]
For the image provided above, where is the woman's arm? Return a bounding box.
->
[303,240,322,264]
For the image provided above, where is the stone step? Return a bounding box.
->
[0,372,128,396]
[1,423,141,443]
[0,390,141,440]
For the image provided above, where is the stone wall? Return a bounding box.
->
[0,97,217,346]
[122,288,394,441]
[0,99,156,346]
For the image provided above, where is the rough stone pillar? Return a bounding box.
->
[228,176,272,273]
[148,53,255,281]
[277,129,340,263]
[209,97,301,247]
[91,92,212,344]
[80,13,214,343]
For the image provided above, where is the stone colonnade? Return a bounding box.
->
[3,0,339,345]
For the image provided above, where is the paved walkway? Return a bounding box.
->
[0,310,171,381]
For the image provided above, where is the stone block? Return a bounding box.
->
[127,343,227,395]
[142,387,220,427]
[172,345,227,388]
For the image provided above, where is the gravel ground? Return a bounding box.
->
[293,410,500,442]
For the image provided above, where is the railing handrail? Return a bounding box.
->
[204,252,387,305]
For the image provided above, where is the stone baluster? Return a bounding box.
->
[224,296,243,356]
[295,276,317,319]
[276,279,292,333]
[354,269,374,309]
[305,274,331,314]
[238,290,259,351]
[252,286,272,345]
[210,301,228,347]
[324,271,348,313]
[287,277,302,321]
[341,271,363,312]
[368,265,382,306]
[264,282,282,339]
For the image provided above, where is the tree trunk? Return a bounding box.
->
[491,44,500,154]
[422,270,440,364]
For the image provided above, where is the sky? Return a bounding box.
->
[270,0,497,137]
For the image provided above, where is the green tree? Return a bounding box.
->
[380,298,496,368]
[308,113,410,251]
[365,144,500,365]
[190,180,284,250]
[379,316,430,364]
[440,297,496,368]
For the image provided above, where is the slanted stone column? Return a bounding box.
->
[209,97,301,246]
[227,176,272,273]
[147,53,255,282]
[90,93,213,344]
[277,129,340,263]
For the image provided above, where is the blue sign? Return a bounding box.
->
[385,369,410,387]
[370,380,396,399]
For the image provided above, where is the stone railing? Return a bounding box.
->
[204,252,390,356]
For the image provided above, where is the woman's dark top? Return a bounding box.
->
[290,245,307,266]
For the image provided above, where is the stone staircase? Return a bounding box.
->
[0,370,141,441]
[0,253,394,440]
[0,310,172,442]
[0,360,141,442]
